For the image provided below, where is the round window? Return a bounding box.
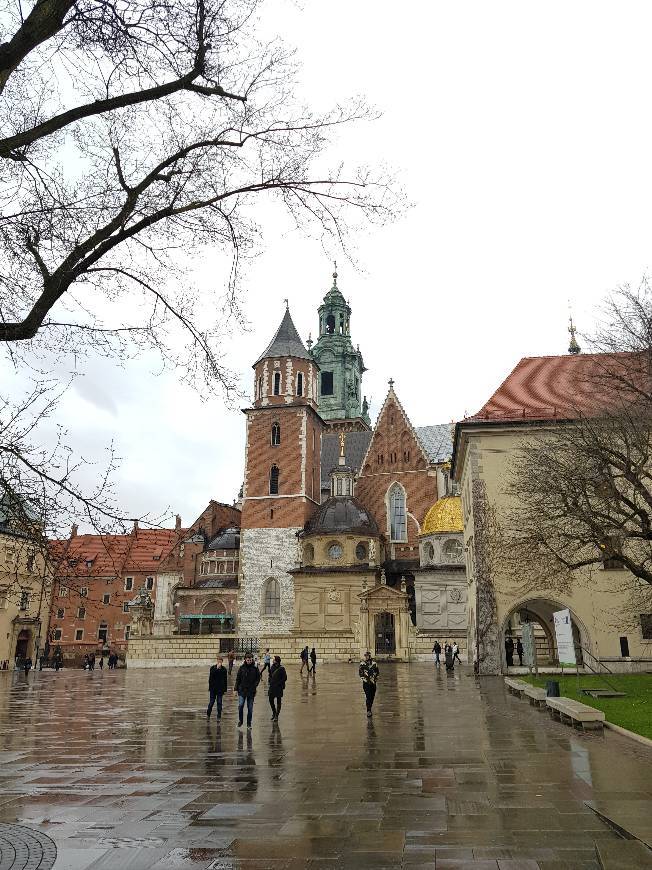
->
[355,542,367,561]
[328,543,343,561]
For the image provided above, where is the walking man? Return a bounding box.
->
[234,652,260,729]
[227,649,235,676]
[207,655,228,721]
[516,638,524,667]
[359,651,379,718]
[260,648,272,678]
[452,642,461,665]
[268,656,287,721]
[505,636,514,668]
[309,647,317,674]
[300,646,309,674]
[432,640,442,668]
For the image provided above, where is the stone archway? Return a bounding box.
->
[14,628,31,663]
[501,598,590,672]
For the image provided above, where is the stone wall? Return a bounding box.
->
[127,634,227,667]
[238,527,302,634]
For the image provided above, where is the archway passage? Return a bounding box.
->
[375,611,396,655]
[502,599,588,671]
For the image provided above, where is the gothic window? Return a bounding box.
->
[263,578,280,615]
[388,483,407,542]
[326,314,335,334]
[271,423,281,446]
[269,465,279,494]
[297,372,304,396]
[273,372,281,395]
[321,371,334,395]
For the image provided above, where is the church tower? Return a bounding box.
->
[239,305,325,635]
[310,266,371,431]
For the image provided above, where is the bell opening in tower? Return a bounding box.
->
[321,371,334,396]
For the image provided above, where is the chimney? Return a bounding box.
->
[70,523,78,538]
[175,514,181,531]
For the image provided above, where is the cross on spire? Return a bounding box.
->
[388,378,395,390]
[283,298,289,310]
[332,260,338,286]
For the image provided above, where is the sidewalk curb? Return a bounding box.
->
[604,721,652,749]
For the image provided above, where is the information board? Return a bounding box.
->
[553,608,576,666]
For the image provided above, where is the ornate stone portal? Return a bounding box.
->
[359,583,412,659]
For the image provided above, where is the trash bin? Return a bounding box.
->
[546,680,560,697]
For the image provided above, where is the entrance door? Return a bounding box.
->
[15,629,30,664]
[375,612,396,655]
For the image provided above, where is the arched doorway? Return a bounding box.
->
[501,599,589,671]
[375,611,396,655]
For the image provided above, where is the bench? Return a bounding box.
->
[523,685,548,709]
[504,677,529,698]
[546,696,605,731]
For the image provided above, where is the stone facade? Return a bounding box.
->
[238,527,302,635]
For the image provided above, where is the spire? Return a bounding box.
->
[254,306,311,365]
[568,315,581,355]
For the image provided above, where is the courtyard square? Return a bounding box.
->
[0,663,651,869]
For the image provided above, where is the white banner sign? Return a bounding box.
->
[553,608,576,667]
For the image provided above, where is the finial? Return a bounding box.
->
[283,298,289,310]
[388,378,395,390]
[568,314,581,355]
[339,431,345,458]
[332,260,338,287]
[307,332,313,350]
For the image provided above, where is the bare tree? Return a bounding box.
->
[0,0,399,392]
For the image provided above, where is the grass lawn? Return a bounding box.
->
[522,673,652,741]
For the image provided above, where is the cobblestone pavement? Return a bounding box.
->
[1,663,651,869]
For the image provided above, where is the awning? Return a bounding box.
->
[178,614,234,620]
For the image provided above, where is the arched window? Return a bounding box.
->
[273,372,281,395]
[269,465,279,494]
[296,372,304,396]
[271,423,280,446]
[326,314,335,334]
[263,578,280,615]
[388,483,407,542]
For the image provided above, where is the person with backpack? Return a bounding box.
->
[234,652,261,729]
[308,647,317,674]
[299,646,309,674]
[268,656,287,721]
[207,655,228,721]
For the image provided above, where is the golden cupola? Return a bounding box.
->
[420,496,463,536]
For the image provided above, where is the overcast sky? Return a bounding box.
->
[7,0,652,530]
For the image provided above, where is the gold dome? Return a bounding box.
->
[420,496,463,535]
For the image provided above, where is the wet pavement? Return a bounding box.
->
[0,663,651,869]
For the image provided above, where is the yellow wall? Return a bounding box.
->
[458,426,652,672]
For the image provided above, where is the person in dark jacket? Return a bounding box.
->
[505,636,514,668]
[444,643,454,672]
[516,638,524,666]
[227,649,236,675]
[268,656,287,721]
[234,652,261,728]
[300,646,309,674]
[308,647,317,674]
[432,641,442,668]
[207,655,228,720]
[359,651,379,717]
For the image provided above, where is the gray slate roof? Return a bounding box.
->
[321,431,372,489]
[255,308,311,365]
[414,424,454,464]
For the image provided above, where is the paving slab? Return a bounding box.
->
[0,665,651,868]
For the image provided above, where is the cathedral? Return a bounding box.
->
[235,268,467,661]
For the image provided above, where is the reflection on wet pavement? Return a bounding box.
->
[0,664,651,868]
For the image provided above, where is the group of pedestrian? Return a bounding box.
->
[432,641,461,670]
[299,645,317,674]
[207,650,288,728]
[505,636,524,667]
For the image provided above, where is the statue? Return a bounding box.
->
[362,395,369,416]
[368,538,377,565]
[339,431,345,457]
[380,569,387,585]
[400,575,407,593]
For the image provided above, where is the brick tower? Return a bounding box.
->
[238,305,325,635]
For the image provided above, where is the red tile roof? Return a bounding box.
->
[466,352,643,423]
[50,527,183,578]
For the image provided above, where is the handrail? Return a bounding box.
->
[576,645,621,694]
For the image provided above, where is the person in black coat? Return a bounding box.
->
[268,656,287,721]
[516,638,524,667]
[207,655,228,720]
[234,652,261,728]
[308,647,317,674]
[505,636,514,668]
